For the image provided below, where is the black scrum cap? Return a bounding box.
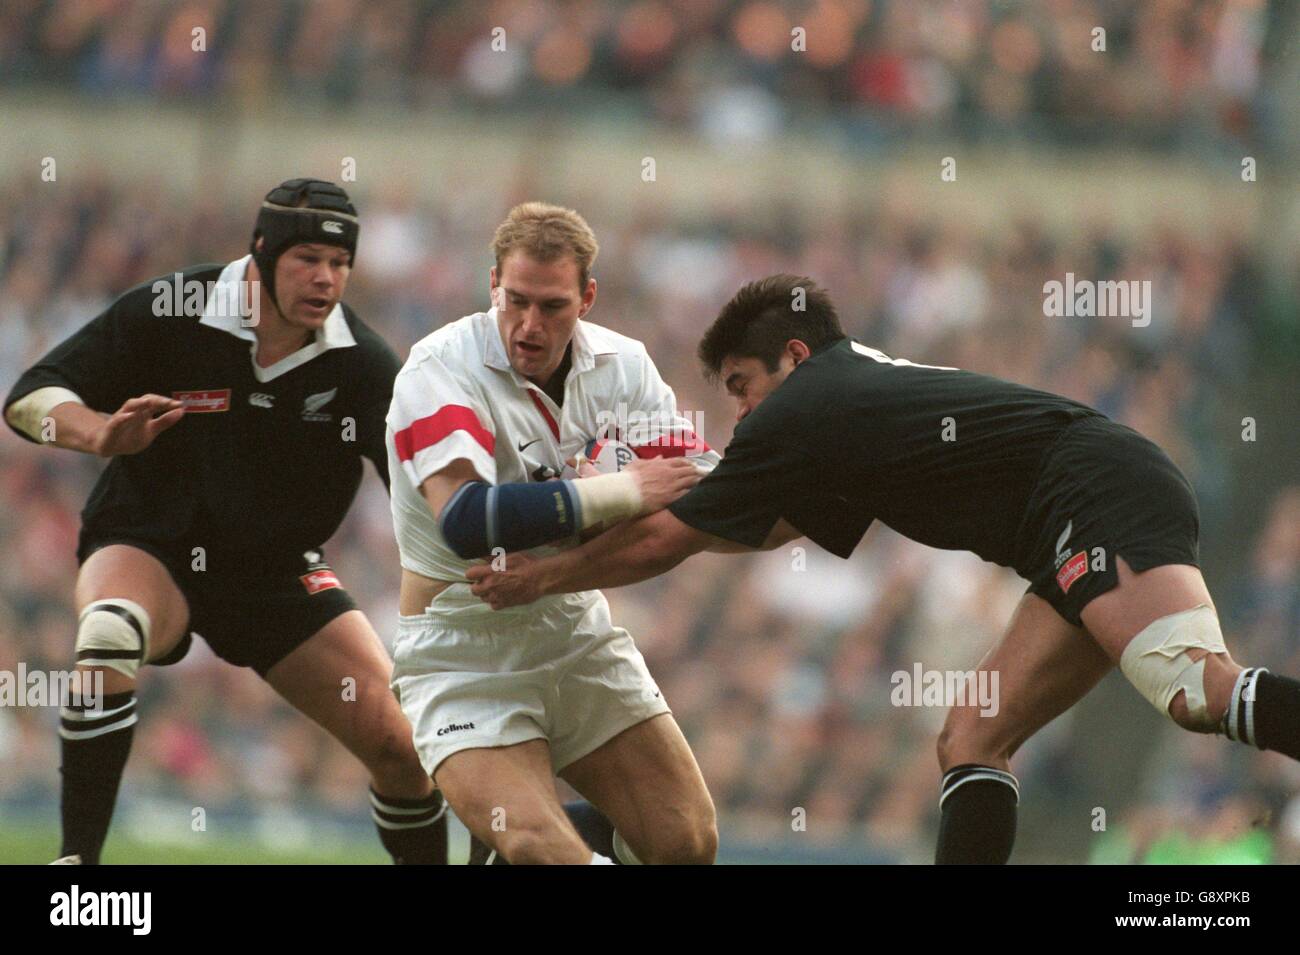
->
[249,178,358,313]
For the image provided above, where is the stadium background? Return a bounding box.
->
[0,0,1297,864]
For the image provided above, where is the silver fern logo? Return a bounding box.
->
[1055,520,1073,565]
[301,387,337,421]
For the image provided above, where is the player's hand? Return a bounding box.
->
[627,456,702,513]
[564,455,601,479]
[467,552,539,610]
[92,395,185,457]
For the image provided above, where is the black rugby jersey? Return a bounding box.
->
[668,338,1103,570]
[4,257,402,575]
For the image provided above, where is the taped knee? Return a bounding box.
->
[1119,604,1225,731]
[76,599,151,680]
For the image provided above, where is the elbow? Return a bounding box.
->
[643,516,699,571]
[439,512,491,561]
[437,481,493,560]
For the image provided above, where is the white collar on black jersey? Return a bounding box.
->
[482,306,619,382]
[199,255,356,383]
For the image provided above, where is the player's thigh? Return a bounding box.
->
[559,712,717,863]
[73,544,190,688]
[938,590,1114,771]
[435,739,583,853]
[263,610,416,771]
[1079,557,1238,723]
[1079,557,1216,660]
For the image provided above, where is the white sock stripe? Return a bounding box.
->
[1224,668,1250,741]
[58,712,138,741]
[941,769,1020,806]
[60,699,135,722]
[371,812,441,830]
[370,804,447,829]
[368,791,447,817]
[483,849,497,865]
[941,767,1019,791]
[1244,668,1267,748]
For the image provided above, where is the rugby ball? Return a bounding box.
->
[580,436,636,474]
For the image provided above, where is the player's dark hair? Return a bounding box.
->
[699,274,845,382]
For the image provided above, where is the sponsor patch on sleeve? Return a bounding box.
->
[172,389,231,412]
[300,569,342,594]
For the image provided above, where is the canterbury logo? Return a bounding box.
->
[321,220,344,234]
[303,388,337,413]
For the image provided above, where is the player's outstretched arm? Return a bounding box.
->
[467,508,716,608]
[421,455,702,561]
[5,392,184,455]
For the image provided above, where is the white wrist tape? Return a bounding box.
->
[571,470,643,530]
[5,386,84,441]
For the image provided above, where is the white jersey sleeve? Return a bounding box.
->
[623,347,721,473]
[388,349,498,489]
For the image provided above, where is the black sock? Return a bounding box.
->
[1224,669,1300,759]
[59,690,138,865]
[563,800,616,859]
[370,787,448,864]
[935,764,1019,865]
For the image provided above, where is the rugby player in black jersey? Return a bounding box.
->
[4,179,447,864]
[469,273,1300,864]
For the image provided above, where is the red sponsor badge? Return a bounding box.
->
[300,569,341,594]
[1056,552,1088,593]
[172,389,231,412]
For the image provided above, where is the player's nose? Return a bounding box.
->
[520,306,545,336]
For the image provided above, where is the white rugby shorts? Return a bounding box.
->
[391,584,670,776]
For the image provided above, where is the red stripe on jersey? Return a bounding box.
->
[631,430,712,458]
[527,390,561,441]
[393,405,495,461]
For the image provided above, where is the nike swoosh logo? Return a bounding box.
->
[517,438,541,452]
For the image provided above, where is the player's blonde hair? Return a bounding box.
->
[492,202,599,289]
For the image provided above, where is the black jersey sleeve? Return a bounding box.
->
[4,289,150,441]
[667,374,875,558]
[667,404,814,550]
[780,492,874,559]
[355,334,404,493]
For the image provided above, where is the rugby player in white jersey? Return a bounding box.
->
[386,203,719,864]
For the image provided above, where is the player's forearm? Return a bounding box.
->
[48,402,114,453]
[5,390,106,453]
[435,471,647,561]
[533,511,698,595]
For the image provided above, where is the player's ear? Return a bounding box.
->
[787,339,812,365]
[579,276,596,317]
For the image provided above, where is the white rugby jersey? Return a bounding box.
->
[387,308,718,584]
